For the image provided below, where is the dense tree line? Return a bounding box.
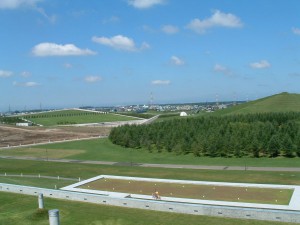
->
[0,116,24,124]
[109,112,300,158]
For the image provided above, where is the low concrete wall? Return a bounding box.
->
[1,183,300,223]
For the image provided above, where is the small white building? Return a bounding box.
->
[180,112,188,117]
[16,122,32,127]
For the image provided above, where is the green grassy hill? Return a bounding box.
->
[214,92,300,115]
[18,109,140,126]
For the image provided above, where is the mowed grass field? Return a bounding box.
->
[1,158,300,225]
[19,109,140,126]
[79,178,293,205]
[1,192,295,225]
[1,158,300,186]
[2,138,300,167]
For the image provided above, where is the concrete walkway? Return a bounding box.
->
[1,155,300,172]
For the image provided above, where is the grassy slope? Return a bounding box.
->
[3,138,298,167]
[19,109,139,126]
[214,92,300,115]
[1,192,295,225]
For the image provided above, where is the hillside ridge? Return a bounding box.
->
[214,92,300,115]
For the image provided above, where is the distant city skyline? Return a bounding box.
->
[1,0,300,112]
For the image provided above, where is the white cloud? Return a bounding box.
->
[35,6,57,24]
[170,56,185,66]
[13,81,40,87]
[128,0,165,9]
[151,80,170,85]
[186,10,243,34]
[64,63,73,69]
[250,60,271,69]
[0,0,41,9]
[20,71,31,77]
[141,42,150,50]
[92,35,149,52]
[0,0,56,23]
[32,43,96,57]
[213,64,232,75]
[84,76,102,83]
[161,25,179,34]
[142,25,156,33]
[292,27,300,35]
[102,16,120,24]
[0,70,13,77]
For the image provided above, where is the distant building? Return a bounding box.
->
[180,112,188,117]
[218,104,227,109]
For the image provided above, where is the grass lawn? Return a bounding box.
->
[3,138,300,168]
[1,158,300,185]
[0,176,74,189]
[19,110,139,126]
[0,192,296,225]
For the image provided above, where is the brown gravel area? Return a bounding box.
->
[0,125,111,147]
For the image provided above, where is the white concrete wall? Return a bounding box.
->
[1,183,300,223]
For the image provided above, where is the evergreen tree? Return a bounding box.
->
[268,135,281,157]
[281,134,294,157]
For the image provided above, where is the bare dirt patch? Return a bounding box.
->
[0,125,111,147]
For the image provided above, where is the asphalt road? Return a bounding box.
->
[1,155,300,172]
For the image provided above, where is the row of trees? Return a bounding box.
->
[109,112,300,158]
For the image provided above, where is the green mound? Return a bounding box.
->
[18,109,140,126]
[215,92,300,115]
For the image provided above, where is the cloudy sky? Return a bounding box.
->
[1,0,300,111]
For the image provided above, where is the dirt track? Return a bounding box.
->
[0,125,111,147]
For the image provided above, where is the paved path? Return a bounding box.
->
[1,155,300,172]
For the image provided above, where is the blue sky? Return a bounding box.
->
[1,0,300,111]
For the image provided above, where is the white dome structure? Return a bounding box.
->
[180,112,187,117]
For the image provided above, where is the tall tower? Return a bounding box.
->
[215,94,219,106]
[149,92,154,109]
